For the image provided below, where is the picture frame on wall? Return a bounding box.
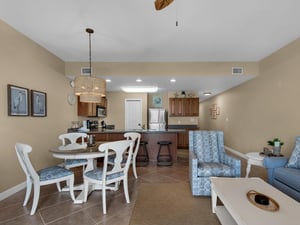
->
[153,95,163,108]
[7,84,29,116]
[31,90,47,117]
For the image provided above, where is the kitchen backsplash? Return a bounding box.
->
[168,117,199,125]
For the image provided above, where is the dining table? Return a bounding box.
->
[49,142,115,204]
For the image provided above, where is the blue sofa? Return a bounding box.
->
[263,136,300,202]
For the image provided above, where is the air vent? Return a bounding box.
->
[232,67,243,75]
[81,67,93,75]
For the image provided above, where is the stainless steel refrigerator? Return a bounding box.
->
[148,108,166,130]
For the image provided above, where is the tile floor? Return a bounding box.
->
[0,149,257,225]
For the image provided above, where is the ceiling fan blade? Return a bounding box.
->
[155,0,174,11]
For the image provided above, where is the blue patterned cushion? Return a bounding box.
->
[287,136,300,168]
[38,166,73,181]
[84,168,124,181]
[65,159,87,166]
[193,131,220,163]
[197,162,234,177]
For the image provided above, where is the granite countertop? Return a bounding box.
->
[86,129,186,134]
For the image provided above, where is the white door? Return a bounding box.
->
[125,99,142,130]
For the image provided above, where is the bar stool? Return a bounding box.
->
[136,141,149,166]
[157,141,172,166]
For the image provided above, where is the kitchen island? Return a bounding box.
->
[87,129,185,163]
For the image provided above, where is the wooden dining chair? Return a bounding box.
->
[15,143,75,215]
[83,140,134,214]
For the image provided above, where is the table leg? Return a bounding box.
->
[245,160,251,178]
[211,187,217,213]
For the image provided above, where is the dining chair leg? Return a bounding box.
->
[56,182,62,192]
[31,181,40,215]
[132,159,138,179]
[102,186,107,214]
[123,176,130,203]
[23,178,32,206]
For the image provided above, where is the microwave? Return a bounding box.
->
[96,106,106,117]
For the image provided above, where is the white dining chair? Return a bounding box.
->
[124,132,141,179]
[83,140,134,214]
[108,132,141,179]
[58,133,88,170]
[15,143,75,215]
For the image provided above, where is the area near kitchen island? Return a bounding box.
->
[87,129,185,163]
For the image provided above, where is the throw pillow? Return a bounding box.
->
[287,136,300,168]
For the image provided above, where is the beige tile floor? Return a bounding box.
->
[0,149,261,225]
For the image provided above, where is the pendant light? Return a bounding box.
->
[154,0,174,10]
[74,28,106,103]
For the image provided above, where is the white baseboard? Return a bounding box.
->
[0,181,26,201]
[225,145,247,159]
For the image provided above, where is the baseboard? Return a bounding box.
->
[0,181,26,201]
[225,145,247,160]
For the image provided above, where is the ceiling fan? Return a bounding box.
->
[154,0,174,11]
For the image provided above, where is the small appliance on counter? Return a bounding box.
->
[81,120,99,131]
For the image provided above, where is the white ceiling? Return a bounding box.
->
[1,0,300,100]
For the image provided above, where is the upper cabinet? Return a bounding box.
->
[77,97,107,117]
[169,98,199,117]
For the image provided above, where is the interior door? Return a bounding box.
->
[125,99,142,130]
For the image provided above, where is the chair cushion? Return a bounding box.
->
[84,168,124,181]
[65,159,87,166]
[197,162,234,177]
[287,137,300,168]
[274,167,300,192]
[38,166,73,181]
[193,131,220,163]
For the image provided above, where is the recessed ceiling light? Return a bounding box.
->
[203,92,212,96]
[170,78,176,82]
[122,86,158,93]
[136,78,142,82]
[106,79,111,82]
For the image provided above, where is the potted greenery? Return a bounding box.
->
[267,138,284,155]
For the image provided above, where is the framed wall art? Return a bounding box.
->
[7,84,29,116]
[31,90,47,117]
[153,95,163,108]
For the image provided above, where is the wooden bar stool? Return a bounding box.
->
[157,141,172,166]
[136,141,149,166]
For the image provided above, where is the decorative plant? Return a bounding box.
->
[267,138,284,146]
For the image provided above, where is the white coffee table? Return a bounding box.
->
[245,152,264,178]
[210,177,300,225]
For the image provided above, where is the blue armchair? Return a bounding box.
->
[264,136,300,202]
[189,130,241,196]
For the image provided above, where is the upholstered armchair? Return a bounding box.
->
[189,130,241,196]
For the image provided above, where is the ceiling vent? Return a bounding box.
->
[232,67,243,75]
[81,67,93,76]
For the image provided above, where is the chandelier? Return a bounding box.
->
[74,28,106,103]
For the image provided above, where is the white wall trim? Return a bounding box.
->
[0,181,26,201]
[225,145,248,159]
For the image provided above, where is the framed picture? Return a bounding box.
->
[31,90,47,117]
[153,95,163,107]
[7,84,29,116]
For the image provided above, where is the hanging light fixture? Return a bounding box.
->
[74,28,106,103]
[154,0,174,10]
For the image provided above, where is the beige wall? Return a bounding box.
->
[199,37,300,156]
[104,92,148,129]
[0,20,75,192]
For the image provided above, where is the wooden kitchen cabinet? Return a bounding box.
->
[169,98,199,117]
[177,128,198,149]
[77,97,107,117]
